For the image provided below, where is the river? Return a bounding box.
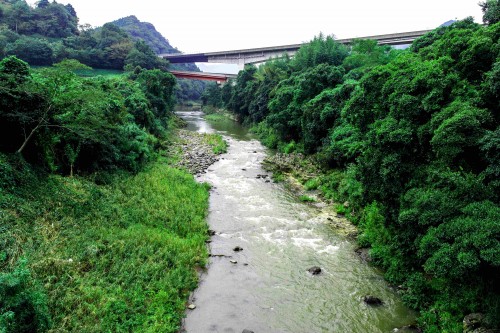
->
[178,111,416,333]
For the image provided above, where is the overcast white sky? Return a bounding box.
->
[29,0,483,54]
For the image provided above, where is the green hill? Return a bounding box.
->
[110,15,199,72]
[111,15,179,55]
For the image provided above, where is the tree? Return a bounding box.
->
[124,40,168,70]
[5,36,53,65]
[65,3,77,17]
[36,0,49,8]
[480,0,500,24]
[134,69,176,133]
[0,56,46,155]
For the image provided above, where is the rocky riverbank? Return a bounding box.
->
[262,152,358,238]
[169,129,226,175]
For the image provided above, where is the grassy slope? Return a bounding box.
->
[1,156,209,332]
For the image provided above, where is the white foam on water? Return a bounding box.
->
[317,245,340,255]
[218,232,243,239]
[291,237,323,250]
[261,232,286,246]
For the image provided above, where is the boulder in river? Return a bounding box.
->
[363,295,383,306]
[187,304,196,310]
[307,266,322,275]
[354,247,372,263]
[242,330,255,333]
[233,246,243,252]
[463,313,491,332]
[393,324,421,332]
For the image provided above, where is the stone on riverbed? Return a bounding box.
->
[187,304,196,310]
[168,129,224,175]
[363,295,383,306]
[242,330,255,333]
[393,324,421,332]
[307,266,322,275]
[463,313,495,332]
[233,246,243,252]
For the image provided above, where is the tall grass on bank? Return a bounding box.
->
[202,133,228,154]
[1,155,209,332]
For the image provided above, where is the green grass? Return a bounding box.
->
[304,177,321,190]
[204,113,227,122]
[75,68,124,78]
[1,156,209,332]
[202,133,228,154]
[299,195,316,202]
[271,171,286,182]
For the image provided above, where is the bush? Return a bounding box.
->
[0,260,51,333]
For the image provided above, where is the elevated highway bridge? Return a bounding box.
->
[161,29,431,67]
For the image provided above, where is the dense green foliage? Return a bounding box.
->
[111,15,179,55]
[203,18,500,331]
[0,1,168,70]
[0,55,209,332]
[0,156,209,332]
[0,56,176,173]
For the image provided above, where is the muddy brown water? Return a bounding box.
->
[178,111,416,333]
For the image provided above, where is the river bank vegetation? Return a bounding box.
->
[0,55,212,332]
[201,5,500,332]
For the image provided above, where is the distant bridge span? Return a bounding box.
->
[161,29,432,66]
[169,70,237,82]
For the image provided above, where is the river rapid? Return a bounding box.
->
[178,111,416,333]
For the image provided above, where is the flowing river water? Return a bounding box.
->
[178,111,416,333]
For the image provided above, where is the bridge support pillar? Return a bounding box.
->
[237,57,246,70]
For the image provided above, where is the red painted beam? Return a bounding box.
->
[169,70,234,82]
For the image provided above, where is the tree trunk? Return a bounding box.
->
[17,123,41,154]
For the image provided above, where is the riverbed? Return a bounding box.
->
[178,111,415,333]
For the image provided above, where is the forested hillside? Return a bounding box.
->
[109,15,206,103]
[202,4,500,332]
[111,15,179,55]
[0,0,205,102]
[0,0,168,69]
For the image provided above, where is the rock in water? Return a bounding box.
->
[363,295,383,306]
[242,330,255,333]
[187,304,196,310]
[307,266,322,275]
[393,324,420,332]
[230,260,237,264]
[233,246,243,252]
[463,313,485,332]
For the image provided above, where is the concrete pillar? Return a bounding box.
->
[237,56,246,70]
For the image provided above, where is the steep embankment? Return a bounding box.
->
[0,155,210,332]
